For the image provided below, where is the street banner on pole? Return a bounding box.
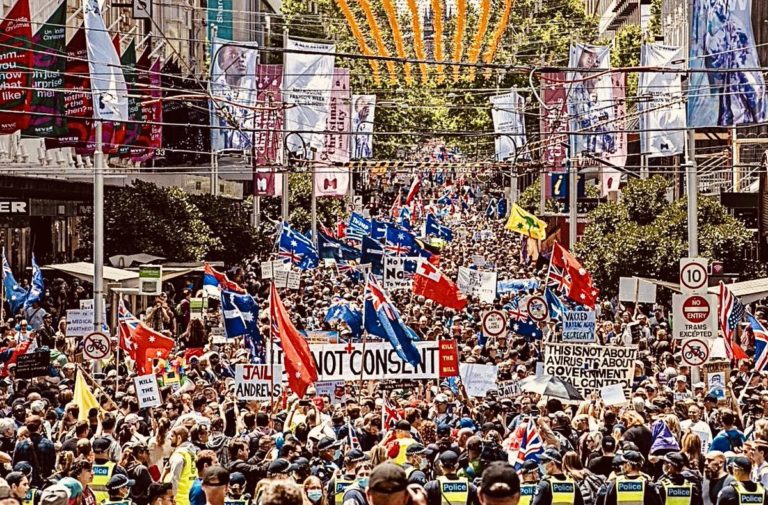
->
[210,38,258,151]
[490,91,526,162]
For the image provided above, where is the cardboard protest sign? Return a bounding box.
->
[134,374,162,408]
[457,267,497,303]
[235,364,283,400]
[562,310,596,342]
[544,343,637,398]
[459,363,498,397]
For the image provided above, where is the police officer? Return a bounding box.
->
[478,462,520,505]
[519,461,540,505]
[93,437,129,505]
[12,463,38,505]
[341,462,373,505]
[655,452,702,505]
[329,449,367,505]
[104,474,136,505]
[716,456,768,505]
[424,451,479,505]
[312,437,344,482]
[531,448,585,505]
[224,472,251,505]
[403,444,429,486]
[596,451,661,505]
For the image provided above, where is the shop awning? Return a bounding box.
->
[44,262,200,288]
[637,276,768,305]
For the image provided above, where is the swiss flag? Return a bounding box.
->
[131,323,175,375]
[551,243,599,308]
[412,259,467,311]
[270,283,318,397]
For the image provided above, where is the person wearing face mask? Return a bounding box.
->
[595,450,660,505]
[312,437,343,482]
[704,451,731,505]
[341,463,372,505]
[530,448,584,505]
[655,452,702,505]
[327,449,366,505]
[303,476,327,505]
[223,472,251,505]
[404,444,429,486]
[424,450,479,505]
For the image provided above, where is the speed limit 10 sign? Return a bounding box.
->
[680,258,708,294]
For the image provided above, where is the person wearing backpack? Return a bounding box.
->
[710,411,745,453]
[563,451,606,505]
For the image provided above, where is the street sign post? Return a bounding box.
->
[672,294,718,341]
[680,258,708,294]
[681,337,710,367]
[83,332,111,360]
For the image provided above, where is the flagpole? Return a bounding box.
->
[358,276,369,404]
[1,247,5,322]
[269,282,276,416]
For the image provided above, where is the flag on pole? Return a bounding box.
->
[221,290,264,363]
[505,418,544,469]
[130,323,175,375]
[412,259,467,311]
[405,175,421,205]
[2,250,27,315]
[23,255,44,309]
[505,203,547,240]
[203,263,245,296]
[747,314,768,371]
[425,214,453,241]
[364,275,422,367]
[117,298,139,354]
[83,0,127,120]
[382,397,402,431]
[278,223,319,270]
[718,281,748,360]
[548,243,599,308]
[74,369,100,421]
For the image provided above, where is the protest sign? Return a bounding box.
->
[15,351,51,379]
[383,256,414,290]
[302,330,342,344]
[261,261,274,279]
[273,269,289,289]
[495,380,521,398]
[562,310,596,342]
[287,270,301,290]
[618,277,657,303]
[438,340,460,378]
[66,309,108,336]
[459,363,499,397]
[270,341,441,381]
[600,384,628,406]
[544,343,637,397]
[134,374,162,408]
[190,298,204,320]
[457,267,497,303]
[235,364,283,400]
[210,327,227,344]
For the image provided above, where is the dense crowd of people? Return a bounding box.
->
[0,178,766,505]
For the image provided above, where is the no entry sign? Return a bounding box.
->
[682,295,710,323]
[672,293,718,341]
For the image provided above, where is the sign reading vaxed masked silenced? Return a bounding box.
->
[544,343,637,398]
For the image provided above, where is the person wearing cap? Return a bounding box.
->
[92,437,128,505]
[655,452,702,505]
[104,474,136,505]
[201,466,229,505]
[387,420,418,466]
[364,462,424,505]
[224,472,251,505]
[478,462,520,505]
[161,427,198,505]
[519,460,540,505]
[403,443,429,486]
[328,449,366,505]
[312,437,343,483]
[530,448,584,505]
[597,451,660,505]
[340,462,373,505]
[424,450,478,505]
[433,394,458,428]
[125,444,152,505]
[716,456,768,505]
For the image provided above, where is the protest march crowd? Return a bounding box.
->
[1,173,768,505]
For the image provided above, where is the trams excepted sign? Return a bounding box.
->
[672,293,718,341]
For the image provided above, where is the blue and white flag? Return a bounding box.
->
[318,231,361,262]
[221,290,264,363]
[364,275,421,367]
[278,222,319,270]
[24,255,43,309]
[325,297,363,338]
[425,214,453,241]
[83,0,127,120]
[347,212,372,241]
[497,278,539,294]
[361,236,385,276]
[2,250,27,315]
[371,219,388,241]
[544,287,567,320]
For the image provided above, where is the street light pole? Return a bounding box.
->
[686,129,698,257]
[310,148,317,244]
[568,157,577,250]
[93,120,104,373]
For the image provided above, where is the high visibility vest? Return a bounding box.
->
[22,489,38,505]
[660,480,692,505]
[616,476,645,505]
[548,477,575,505]
[92,462,117,505]
[519,484,536,505]
[164,448,196,505]
[735,482,766,504]
[224,497,250,505]
[333,479,355,505]
[437,476,469,505]
[103,500,131,505]
[394,438,416,466]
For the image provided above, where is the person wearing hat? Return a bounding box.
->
[655,452,702,505]
[716,456,768,505]
[519,460,540,505]
[92,437,129,505]
[124,444,152,505]
[403,444,429,486]
[311,437,343,483]
[530,448,584,505]
[340,462,373,505]
[424,450,478,505]
[104,475,136,505]
[363,462,423,505]
[597,451,660,505]
[750,440,768,488]
[224,472,251,505]
[433,394,458,428]
[328,449,366,505]
[201,466,229,505]
[386,420,418,466]
[478,462,519,505]
[161,427,197,505]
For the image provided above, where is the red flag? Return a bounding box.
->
[0,0,33,134]
[551,243,599,308]
[131,323,174,375]
[412,259,467,311]
[270,283,317,397]
[405,176,421,205]
[204,263,246,293]
[336,220,347,239]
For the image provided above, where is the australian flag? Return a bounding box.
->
[385,226,431,259]
[2,249,27,315]
[325,297,363,338]
[504,297,541,340]
[318,231,361,262]
[364,275,422,367]
[361,236,385,276]
[347,212,372,241]
[278,222,319,270]
[24,255,44,309]
[425,214,453,241]
[544,287,567,320]
[221,290,264,363]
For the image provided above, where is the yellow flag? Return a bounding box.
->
[505,203,547,240]
[74,370,100,421]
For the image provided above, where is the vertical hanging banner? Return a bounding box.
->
[118,40,142,156]
[254,64,283,196]
[351,94,376,159]
[540,73,568,171]
[131,50,163,163]
[688,0,766,127]
[490,90,527,162]
[22,0,66,138]
[0,0,33,134]
[207,0,233,41]
[638,44,685,158]
[567,44,617,161]
[601,72,626,195]
[210,39,258,151]
[83,0,128,121]
[283,37,336,152]
[319,68,351,164]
